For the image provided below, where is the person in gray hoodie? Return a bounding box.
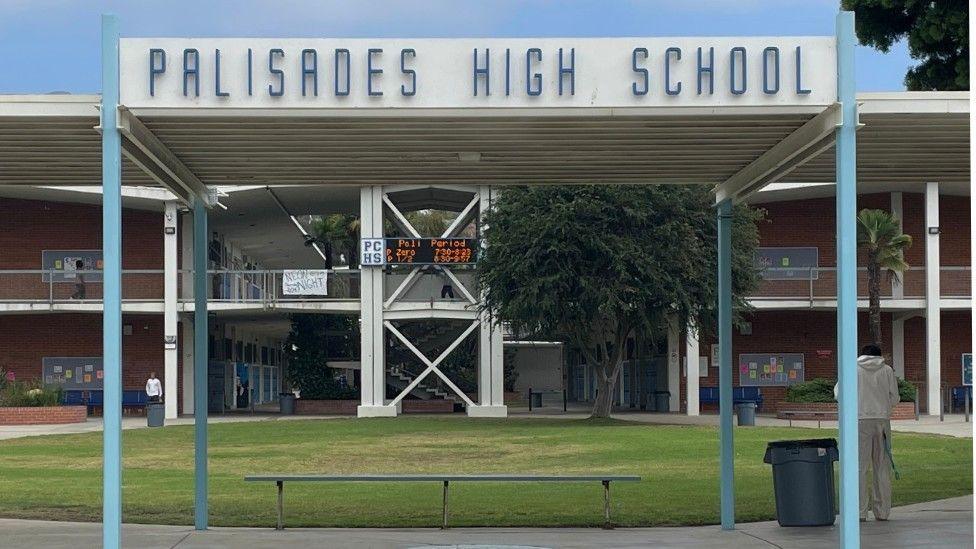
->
[836,344,901,521]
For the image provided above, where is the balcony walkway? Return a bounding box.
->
[0,496,969,548]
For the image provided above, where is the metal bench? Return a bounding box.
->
[779,410,835,428]
[244,474,641,530]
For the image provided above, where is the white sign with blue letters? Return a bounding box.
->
[120,38,836,109]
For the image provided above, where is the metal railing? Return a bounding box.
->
[748,266,971,303]
[0,268,360,305]
[189,269,360,303]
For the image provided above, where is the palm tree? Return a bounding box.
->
[856,209,912,347]
[313,214,360,267]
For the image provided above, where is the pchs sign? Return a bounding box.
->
[120,37,836,109]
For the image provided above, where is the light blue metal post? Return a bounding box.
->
[836,10,860,548]
[717,198,734,530]
[100,13,122,549]
[193,200,209,530]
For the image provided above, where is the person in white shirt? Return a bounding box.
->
[146,372,163,404]
[835,344,900,522]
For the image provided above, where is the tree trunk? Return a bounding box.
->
[591,363,620,418]
[867,258,882,347]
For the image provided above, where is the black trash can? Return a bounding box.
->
[530,392,543,409]
[736,402,756,426]
[146,402,165,428]
[279,393,296,415]
[653,391,670,412]
[763,438,839,526]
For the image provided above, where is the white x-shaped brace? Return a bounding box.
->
[382,192,481,308]
[385,319,480,408]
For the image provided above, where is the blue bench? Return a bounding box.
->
[62,390,150,414]
[699,387,764,412]
[951,386,972,412]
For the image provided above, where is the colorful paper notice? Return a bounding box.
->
[65,369,72,379]
[83,374,91,383]
[96,370,104,380]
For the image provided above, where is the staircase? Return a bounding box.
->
[387,365,460,403]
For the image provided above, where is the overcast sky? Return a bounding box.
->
[0,0,912,94]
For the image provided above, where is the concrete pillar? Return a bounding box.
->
[358,185,395,417]
[163,202,179,419]
[892,317,905,378]
[891,192,904,299]
[667,316,680,412]
[181,316,194,415]
[685,326,701,416]
[924,182,941,414]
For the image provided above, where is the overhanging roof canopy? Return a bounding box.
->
[0,92,967,203]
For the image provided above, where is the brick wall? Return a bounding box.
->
[691,310,893,411]
[0,198,164,300]
[0,406,87,425]
[688,309,972,413]
[0,313,175,393]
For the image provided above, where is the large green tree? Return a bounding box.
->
[842,0,968,90]
[478,186,762,417]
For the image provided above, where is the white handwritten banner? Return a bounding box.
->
[282,270,329,296]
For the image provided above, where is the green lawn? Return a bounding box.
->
[0,417,970,527]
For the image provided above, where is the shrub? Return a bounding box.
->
[898,378,917,403]
[785,377,917,403]
[0,379,63,407]
[785,378,836,403]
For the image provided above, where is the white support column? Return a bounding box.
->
[180,209,194,300]
[181,315,194,415]
[685,326,701,416]
[924,182,941,415]
[667,316,680,412]
[892,317,905,378]
[471,186,507,417]
[358,185,395,417]
[163,202,179,418]
[179,214,195,416]
[891,192,904,299]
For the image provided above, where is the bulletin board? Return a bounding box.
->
[41,250,103,282]
[42,357,104,389]
[738,353,804,387]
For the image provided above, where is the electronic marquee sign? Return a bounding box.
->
[361,238,478,266]
[120,38,836,109]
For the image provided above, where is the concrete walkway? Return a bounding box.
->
[0,496,970,548]
[514,406,976,438]
[0,413,345,441]
[2,407,972,441]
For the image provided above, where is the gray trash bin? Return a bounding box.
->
[147,402,165,428]
[279,393,296,415]
[654,391,670,412]
[736,402,757,426]
[763,438,839,526]
[530,392,543,409]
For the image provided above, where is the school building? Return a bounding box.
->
[0,91,968,419]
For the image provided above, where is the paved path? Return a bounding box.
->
[0,496,970,548]
[0,413,342,441]
[516,406,976,438]
[2,410,971,441]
